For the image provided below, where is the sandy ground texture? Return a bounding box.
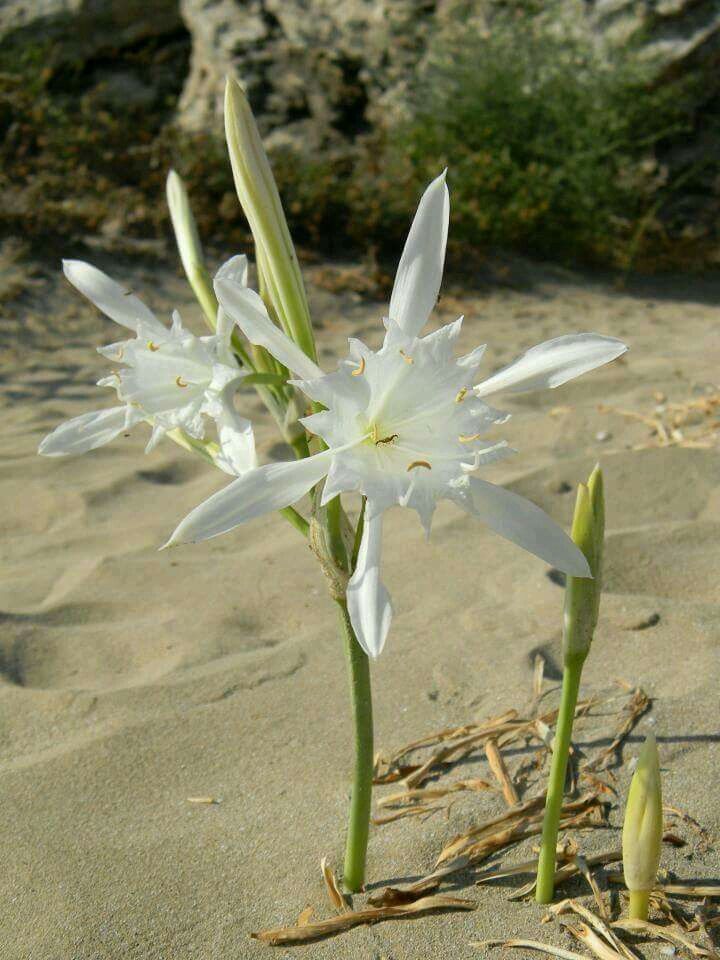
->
[1,246,719,959]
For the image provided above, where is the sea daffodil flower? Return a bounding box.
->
[39,257,256,476]
[167,173,627,657]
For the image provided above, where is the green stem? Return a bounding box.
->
[535,656,585,904]
[628,890,650,920]
[337,598,374,893]
[279,506,309,538]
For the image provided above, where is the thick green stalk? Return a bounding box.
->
[535,654,585,903]
[629,890,651,920]
[337,598,374,893]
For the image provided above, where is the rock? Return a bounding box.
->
[176,0,720,156]
[176,0,448,152]
[591,0,720,75]
[0,1,183,65]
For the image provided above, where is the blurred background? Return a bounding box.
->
[2,0,720,275]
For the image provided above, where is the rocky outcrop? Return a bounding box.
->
[1,1,184,64]
[176,0,444,151]
[592,0,720,75]
[3,0,718,152]
[176,0,720,151]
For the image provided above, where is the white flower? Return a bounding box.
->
[167,172,627,658]
[39,257,256,476]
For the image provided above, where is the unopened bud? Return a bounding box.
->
[166,170,218,328]
[623,733,663,919]
[224,77,316,364]
[563,463,604,664]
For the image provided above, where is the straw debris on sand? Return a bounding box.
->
[253,675,719,947]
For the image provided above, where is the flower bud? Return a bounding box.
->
[563,464,604,665]
[166,170,218,328]
[623,733,663,919]
[224,77,316,364]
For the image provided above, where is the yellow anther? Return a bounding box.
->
[351,356,366,376]
[407,459,432,471]
[399,349,414,364]
[375,433,399,446]
[459,432,483,443]
[175,376,189,388]
[147,340,160,352]
[455,387,468,403]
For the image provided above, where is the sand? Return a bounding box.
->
[1,249,718,958]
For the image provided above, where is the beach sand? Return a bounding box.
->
[1,251,718,958]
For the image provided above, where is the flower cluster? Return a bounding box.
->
[40,257,256,477]
[164,173,626,657]
[42,173,626,660]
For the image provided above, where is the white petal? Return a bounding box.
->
[38,406,138,457]
[215,254,249,287]
[347,509,393,659]
[215,277,323,381]
[216,416,257,476]
[474,334,627,398]
[212,383,257,477]
[388,171,449,338]
[215,257,251,358]
[165,449,332,546]
[144,422,166,453]
[462,477,591,577]
[457,343,487,369]
[62,260,164,334]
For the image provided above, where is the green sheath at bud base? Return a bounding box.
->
[623,733,663,919]
[563,463,604,664]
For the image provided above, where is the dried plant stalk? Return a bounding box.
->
[550,898,639,960]
[439,793,601,865]
[377,778,492,809]
[574,854,610,919]
[251,894,475,945]
[320,857,349,913]
[565,921,628,960]
[613,919,718,959]
[485,738,520,806]
[585,688,650,771]
[371,803,441,825]
[472,938,588,960]
[606,874,720,899]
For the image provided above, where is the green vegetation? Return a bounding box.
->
[1,13,718,271]
[354,15,717,271]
